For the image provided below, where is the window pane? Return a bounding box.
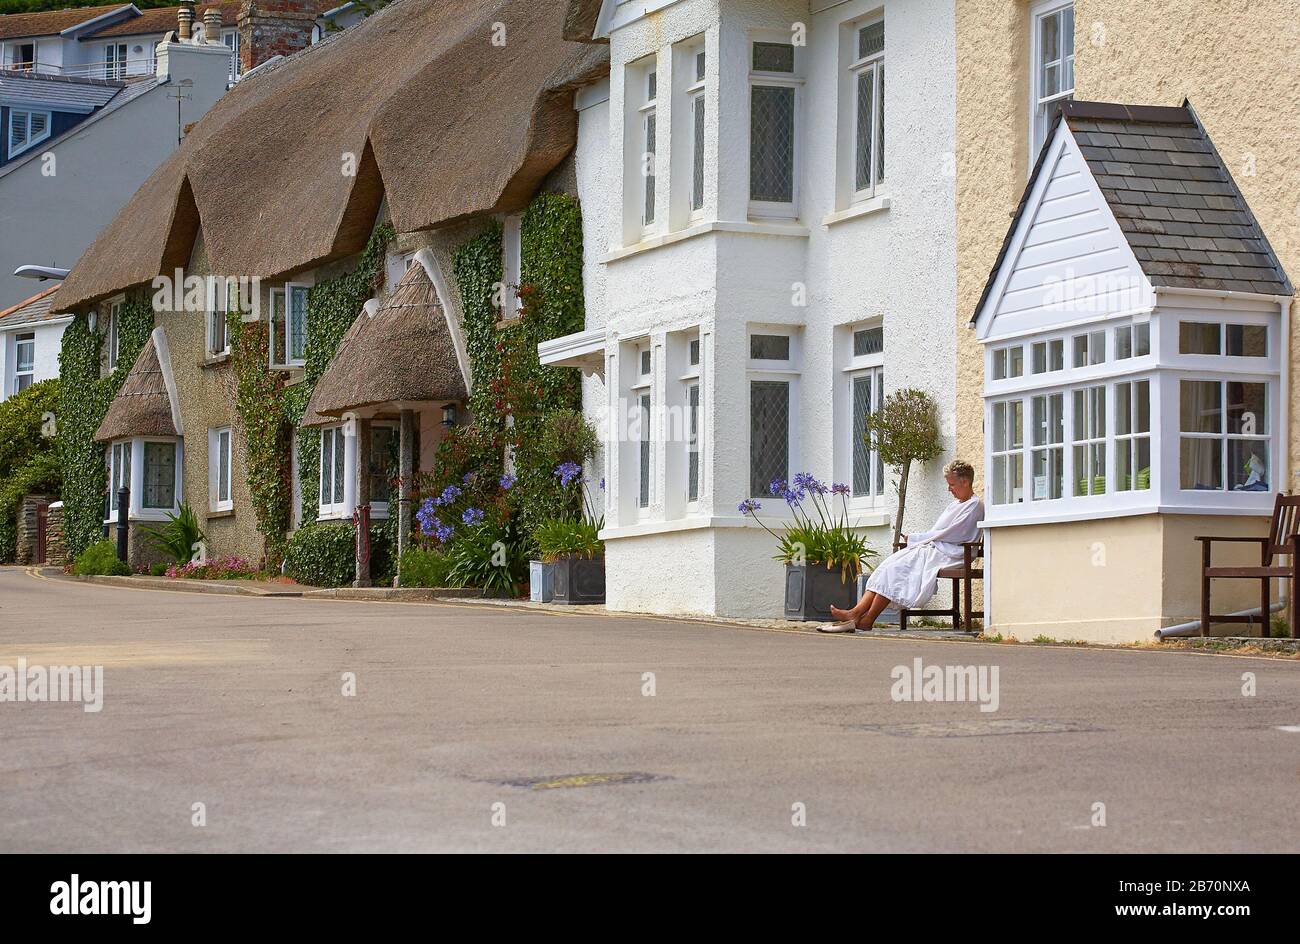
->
[320,429,332,505]
[852,375,872,495]
[691,94,705,211]
[857,21,884,59]
[1031,394,1062,446]
[688,385,700,503]
[1226,323,1267,357]
[639,393,651,508]
[371,426,395,504]
[750,85,795,202]
[1089,386,1105,438]
[1031,342,1046,374]
[1089,330,1105,365]
[1116,327,1132,360]
[1135,438,1151,490]
[1117,434,1133,491]
[1179,322,1221,355]
[875,372,884,493]
[1180,380,1222,433]
[752,42,794,72]
[1135,380,1150,433]
[289,287,308,361]
[1009,345,1024,377]
[1073,334,1088,367]
[853,326,883,356]
[640,349,652,375]
[1227,381,1267,435]
[854,68,875,192]
[143,442,175,509]
[1181,437,1222,490]
[875,63,884,184]
[1040,13,1060,96]
[1049,339,1063,371]
[1134,322,1150,356]
[219,431,230,502]
[1032,447,1063,500]
[333,428,345,505]
[643,112,656,224]
[750,334,790,360]
[689,338,700,366]
[1228,440,1270,491]
[750,381,789,497]
[1115,383,1132,436]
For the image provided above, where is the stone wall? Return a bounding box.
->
[45,501,67,567]
[14,494,53,565]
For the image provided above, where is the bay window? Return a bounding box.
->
[749,39,798,216]
[1030,392,1064,501]
[320,425,348,517]
[104,438,181,521]
[748,328,798,498]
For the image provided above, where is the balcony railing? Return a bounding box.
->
[3,59,156,81]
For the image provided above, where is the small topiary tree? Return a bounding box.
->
[864,388,943,548]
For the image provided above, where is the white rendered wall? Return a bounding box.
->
[0,319,67,401]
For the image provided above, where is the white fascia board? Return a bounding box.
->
[0,97,95,115]
[60,4,140,37]
[600,0,686,37]
[538,327,605,368]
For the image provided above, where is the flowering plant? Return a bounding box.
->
[534,462,604,561]
[165,555,262,580]
[738,473,877,582]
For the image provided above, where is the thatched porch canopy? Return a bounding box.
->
[302,264,467,427]
[57,0,609,312]
[94,329,181,442]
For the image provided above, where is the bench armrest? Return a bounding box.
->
[1194,535,1269,543]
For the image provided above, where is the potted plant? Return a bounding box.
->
[740,475,878,621]
[534,461,605,604]
[863,388,943,548]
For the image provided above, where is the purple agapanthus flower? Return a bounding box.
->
[435,484,462,507]
[781,487,804,505]
[499,473,516,490]
[831,482,851,495]
[793,472,827,495]
[769,477,787,496]
[416,498,439,535]
[556,461,582,487]
[434,523,454,544]
[462,472,477,485]
[598,477,606,491]
[462,507,485,526]
[738,499,761,514]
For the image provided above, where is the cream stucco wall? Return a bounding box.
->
[990,512,1275,642]
[956,0,1299,485]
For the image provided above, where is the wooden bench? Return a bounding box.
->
[892,538,985,633]
[1197,493,1300,639]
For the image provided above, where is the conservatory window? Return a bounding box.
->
[1114,380,1151,492]
[1031,338,1063,374]
[1115,322,1150,360]
[1071,385,1106,496]
[1072,329,1105,367]
[990,399,1024,505]
[1030,392,1064,500]
[1179,321,1268,357]
[1179,380,1269,492]
[991,344,1023,380]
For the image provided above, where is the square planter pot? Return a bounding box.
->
[550,555,605,605]
[785,564,858,621]
[529,560,554,603]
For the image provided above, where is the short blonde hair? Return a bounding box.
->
[944,460,975,484]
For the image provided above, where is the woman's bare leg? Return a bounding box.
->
[830,590,874,623]
[856,592,892,631]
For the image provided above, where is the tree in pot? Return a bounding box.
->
[863,388,943,549]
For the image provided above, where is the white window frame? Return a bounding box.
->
[1070,383,1107,497]
[1177,377,1272,495]
[502,214,523,319]
[13,331,35,395]
[680,40,707,221]
[849,17,885,201]
[1029,390,1065,501]
[222,28,241,78]
[842,321,885,505]
[747,36,802,220]
[632,342,653,513]
[105,437,182,522]
[746,326,800,500]
[1114,378,1152,493]
[319,424,350,520]
[102,42,128,80]
[1029,0,1075,168]
[108,440,131,514]
[680,332,703,509]
[106,296,123,371]
[206,277,230,358]
[8,107,51,159]
[209,426,233,512]
[639,66,658,233]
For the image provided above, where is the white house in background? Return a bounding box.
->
[0,284,69,400]
[543,0,959,618]
[972,100,1292,643]
[0,25,231,309]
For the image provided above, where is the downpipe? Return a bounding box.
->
[1154,601,1285,640]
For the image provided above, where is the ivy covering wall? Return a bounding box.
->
[57,292,153,558]
[0,379,61,561]
[283,223,393,525]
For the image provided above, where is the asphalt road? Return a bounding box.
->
[1,567,1298,853]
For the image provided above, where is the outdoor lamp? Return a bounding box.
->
[442,404,457,428]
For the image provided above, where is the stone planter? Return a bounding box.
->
[784,563,857,621]
[529,560,554,603]
[550,555,605,605]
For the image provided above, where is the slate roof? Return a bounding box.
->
[0,285,63,329]
[0,70,124,111]
[972,99,1292,326]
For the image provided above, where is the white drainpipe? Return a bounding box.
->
[1155,602,1285,640]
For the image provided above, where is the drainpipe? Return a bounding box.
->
[1154,602,1285,640]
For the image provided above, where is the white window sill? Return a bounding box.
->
[822,194,890,228]
[201,353,231,368]
[603,219,809,264]
[207,506,234,519]
[316,509,351,522]
[982,496,1277,528]
[600,510,891,541]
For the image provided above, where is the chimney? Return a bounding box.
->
[203,7,223,42]
[237,0,316,74]
[177,0,195,41]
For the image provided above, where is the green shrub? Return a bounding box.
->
[0,450,60,562]
[399,546,452,587]
[534,517,602,562]
[149,562,170,577]
[0,378,58,481]
[284,521,394,587]
[142,503,206,564]
[445,523,528,597]
[72,539,130,577]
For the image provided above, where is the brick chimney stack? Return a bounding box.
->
[237,1,316,74]
[203,7,223,42]
[177,0,196,40]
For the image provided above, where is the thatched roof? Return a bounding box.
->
[59,0,610,311]
[301,263,466,427]
[95,327,182,442]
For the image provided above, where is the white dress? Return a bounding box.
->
[865,496,984,609]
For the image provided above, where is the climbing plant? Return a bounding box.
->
[228,306,293,568]
[0,379,61,562]
[283,222,393,525]
[57,292,153,558]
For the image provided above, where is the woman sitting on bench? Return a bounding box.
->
[820,460,983,633]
